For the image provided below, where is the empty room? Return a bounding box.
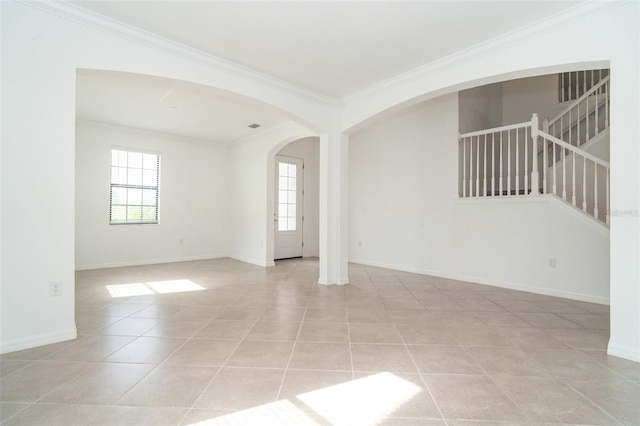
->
[1,1,639,425]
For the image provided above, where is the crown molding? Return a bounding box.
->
[23,1,337,106]
[340,0,629,105]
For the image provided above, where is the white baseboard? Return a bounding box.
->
[228,255,271,268]
[348,257,609,305]
[607,343,640,363]
[75,254,229,271]
[1,328,78,355]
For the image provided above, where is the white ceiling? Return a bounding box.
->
[73,1,583,143]
[76,70,291,143]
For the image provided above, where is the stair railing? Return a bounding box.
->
[459,114,610,226]
[543,76,610,148]
[459,121,534,198]
[539,130,610,225]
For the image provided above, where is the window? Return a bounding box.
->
[278,160,298,231]
[110,149,160,224]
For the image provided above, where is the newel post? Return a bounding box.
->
[530,113,541,195]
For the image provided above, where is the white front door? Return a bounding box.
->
[274,155,303,260]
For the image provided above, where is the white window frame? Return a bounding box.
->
[109,147,161,225]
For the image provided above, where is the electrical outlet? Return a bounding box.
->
[547,257,557,268]
[49,281,63,296]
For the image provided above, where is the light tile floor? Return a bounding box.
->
[1,258,639,425]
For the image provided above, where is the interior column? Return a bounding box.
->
[318,131,350,285]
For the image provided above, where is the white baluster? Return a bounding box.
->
[586,93,590,141]
[595,87,600,136]
[462,137,466,197]
[530,114,540,195]
[606,168,610,226]
[594,164,599,220]
[524,127,529,194]
[542,135,547,194]
[605,80,610,128]
[552,138,557,196]
[507,130,511,195]
[491,134,495,196]
[568,109,572,145]
[582,157,587,212]
[476,136,480,197]
[562,147,567,200]
[516,129,520,194]
[572,152,576,206]
[577,103,580,146]
[498,132,502,196]
[483,134,487,196]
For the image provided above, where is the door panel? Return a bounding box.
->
[275,155,303,260]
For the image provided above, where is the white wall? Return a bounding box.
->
[278,137,320,258]
[75,121,229,269]
[502,73,566,126]
[349,93,610,303]
[458,83,502,133]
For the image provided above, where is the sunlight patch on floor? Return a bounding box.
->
[187,372,421,425]
[297,372,422,425]
[106,279,205,298]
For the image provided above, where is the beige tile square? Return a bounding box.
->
[0,360,90,402]
[493,375,616,424]
[216,306,264,321]
[194,320,255,340]
[396,324,457,345]
[144,319,208,338]
[97,317,165,336]
[117,364,218,407]
[225,340,294,368]
[101,302,150,317]
[298,322,349,343]
[171,304,227,320]
[423,374,524,421]
[449,326,512,347]
[105,337,186,364]
[40,362,155,404]
[347,308,392,324]
[259,306,306,322]
[304,308,348,322]
[194,367,285,410]
[349,323,403,344]
[517,312,581,329]
[463,346,547,377]
[498,327,569,349]
[1,403,187,426]
[351,344,417,373]
[166,339,239,366]
[130,304,186,318]
[407,345,482,374]
[245,320,301,341]
[46,335,135,361]
[288,342,352,371]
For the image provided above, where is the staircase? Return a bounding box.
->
[458,75,610,226]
